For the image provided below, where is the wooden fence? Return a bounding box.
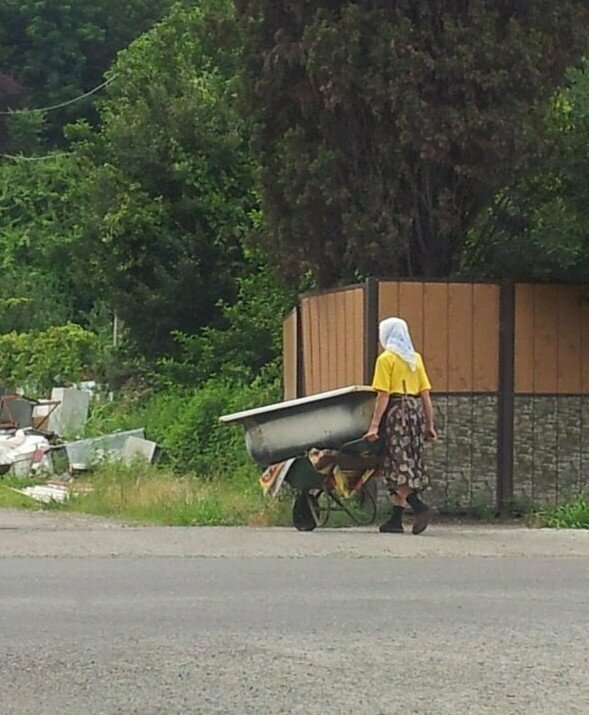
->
[515,284,589,394]
[282,279,589,510]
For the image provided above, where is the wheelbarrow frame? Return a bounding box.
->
[287,438,382,531]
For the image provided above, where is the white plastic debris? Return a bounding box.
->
[16,483,69,504]
[0,429,53,477]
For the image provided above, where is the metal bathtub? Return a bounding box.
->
[220,386,376,467]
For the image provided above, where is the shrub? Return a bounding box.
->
[536,496,589,529]
[85,373,282,476]
[0,323,102,395]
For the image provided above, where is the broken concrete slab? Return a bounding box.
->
[122,436,159,466]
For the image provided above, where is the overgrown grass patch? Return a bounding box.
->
[534,496,589,529]
[38,374,294,525]
[0,483,38,509]
[62,462,293,526]
[0,473,52,509]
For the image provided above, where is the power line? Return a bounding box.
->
[0,152,71,162]
[0,75,116,115]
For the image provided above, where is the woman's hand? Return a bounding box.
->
[363,427,380,442]
[426,425,437,442]
[363,391,389,443]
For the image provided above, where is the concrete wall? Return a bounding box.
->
[426,395,498,510]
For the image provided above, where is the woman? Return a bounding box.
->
[363,317,437,534]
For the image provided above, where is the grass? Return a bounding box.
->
[63,468,384,529]
[534,496,589,529]
[0,483,39,509]
[5,456,584,530]
[1,462,384,528]
[0,472,52,509]
[48,461,295,526]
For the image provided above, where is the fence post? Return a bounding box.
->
[295,305,304,398]
[497,282,515,513]
[364,277,379,384]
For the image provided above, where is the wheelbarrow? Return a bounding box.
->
[220,386,381,530]
[287,438,382,530]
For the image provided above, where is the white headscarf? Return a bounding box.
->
[379,317,417,371]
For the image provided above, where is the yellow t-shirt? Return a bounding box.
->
[371,351,432,395]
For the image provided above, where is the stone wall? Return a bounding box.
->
[381,394,589,511]
[426,395,498,510]
[513,396,589,506]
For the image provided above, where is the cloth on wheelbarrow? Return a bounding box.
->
[308,448,380,473]
[308,447,378,499]
[259,457,295,497]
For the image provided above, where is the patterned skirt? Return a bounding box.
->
[381,396,428,493]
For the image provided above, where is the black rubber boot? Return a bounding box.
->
[379,505,405,533]
[406,491,431,535]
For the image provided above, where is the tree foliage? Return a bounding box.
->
[156,259,297,386]
[0,0,172,147]
[67,0,259,357]
[238,0,589,285]
[0,154,90,332]
[463,63,589,281]
[0,323,101,395]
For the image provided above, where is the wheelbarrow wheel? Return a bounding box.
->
[306,489,330,527]
[292,490,317,531]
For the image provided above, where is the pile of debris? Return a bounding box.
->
[0,386,159,503]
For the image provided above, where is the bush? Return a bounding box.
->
[85,373,282,476]
[536,496,589,529]
[0,323,103,395]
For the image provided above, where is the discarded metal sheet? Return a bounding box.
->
[63,428,146,470]
[33,388,90,437]
[122,436,159,466]
[0,396,34,428]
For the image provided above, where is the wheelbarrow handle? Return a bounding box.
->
[339,437,382,454]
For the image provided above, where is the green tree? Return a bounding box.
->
[68,0,259,357]
[156,258,297,387]
[237,0,589,285]
[0,70,22,153]
[463,63,589,282]
[0,153,91,332]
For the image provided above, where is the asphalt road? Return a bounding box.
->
[0,510,588,715]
